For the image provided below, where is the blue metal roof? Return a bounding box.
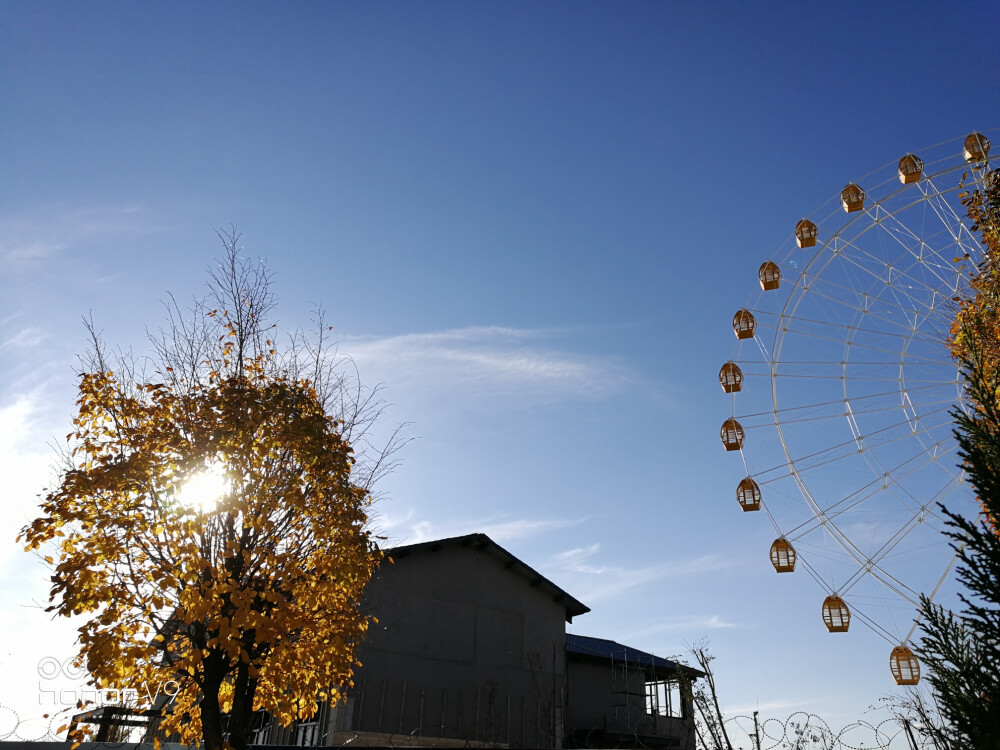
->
[566,634,703,677]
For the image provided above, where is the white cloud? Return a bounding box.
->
[689,614,739,629]
[2,241,70,263]
[477,517,584,542]
[621,615,742,640]
[342,326,636,402]
[376,509,585,546]
[554,543,605,573]
[548,544,732,602]
[0,204,158,268]
[2,326,47,349]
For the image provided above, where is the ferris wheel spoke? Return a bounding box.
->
[825,240,960,312]
[849,602,908,645]
[778,271,956,341]
[790,263,930,320]
[801,228,963,318]
[920,172,990,245]
[858,209,969,293]
[808,513,928,606]
[743,407,958,487]
[778,409,956,478]
[759,323,949,362]
[851,562,923,607]
[859,167,983,250]
[796,553,835,593]
[837,513,933,597]
[781,308,948,349]
[782,478,888,539]
[847,399,940,474]
[781,439,958,541]
[736,393,959,431]
[734,363,962,386]
[757,372,959,386]
[877,223,974,291]
[905,545,964,644]
[881,441,965,516]
[735,358,953,367]
[760,312,953,357]
[743,439,941,509]
[752,334,773,362]
[821,536,924,607]
[753,284,943,339]
[809,245,961,313]
[799,532,920,623]
[736,400,957,437]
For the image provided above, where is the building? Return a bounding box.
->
[296,533,701,748]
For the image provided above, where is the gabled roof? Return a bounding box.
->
[387,532,591,622]
[566,633,704,678]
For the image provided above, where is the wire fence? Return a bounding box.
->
[722,711,927,750]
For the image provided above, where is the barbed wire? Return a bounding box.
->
[0,704,76,742]
[723,711,925,750]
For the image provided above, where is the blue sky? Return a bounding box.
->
[2,2,999,745]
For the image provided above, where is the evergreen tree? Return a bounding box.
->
[912,337,1000,746]
[913,160,1000,747]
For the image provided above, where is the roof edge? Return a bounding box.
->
[386,532,591,622]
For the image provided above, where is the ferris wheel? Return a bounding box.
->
[720,131,994,685]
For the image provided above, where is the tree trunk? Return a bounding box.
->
[200,652,228,750]
[227,660,260,750]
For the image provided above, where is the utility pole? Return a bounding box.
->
[902,717,919,750]
[753,710,761,750]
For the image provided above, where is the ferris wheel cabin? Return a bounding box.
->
[821,595,851,632]
[732,309,756,339]
[794,218,817,248]
[840,183,865,213]
[758,261,781,291]
[719,361,743,393]
[890,646,920,685]
[769,539,796,573]
[720,419,745,451]
[964,131,991,164]
[897,153,923,183]
[736,477,761,511]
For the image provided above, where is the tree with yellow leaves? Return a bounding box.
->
[950,166,1000,393]
[20,233,402,750]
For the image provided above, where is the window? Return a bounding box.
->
[645,679,683,719]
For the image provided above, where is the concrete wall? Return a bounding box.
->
[565,656,613,735]
[351,542,569,748]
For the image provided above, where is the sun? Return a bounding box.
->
[177,465,229,513]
